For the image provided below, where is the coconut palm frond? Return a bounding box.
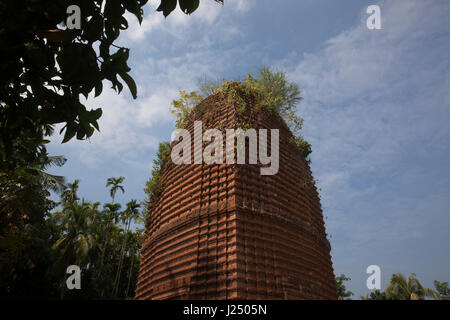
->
[386,272,438,300]
[411,292,420,300]
[106,177,126,203]
[61,180,80,204]
[386,273,409,300]
[424,288,439,299]
[46,155,67,167]
[39,171,66,194]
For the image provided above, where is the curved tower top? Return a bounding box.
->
[136,83,337,299]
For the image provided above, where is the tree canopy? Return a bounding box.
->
[171,67,313,159]
[362,272,442,300]
[0,0,222,172]
[1,174,146,299]
[1,0,224,299]
[336,274,354,300]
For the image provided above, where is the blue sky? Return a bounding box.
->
[48,0,450,298]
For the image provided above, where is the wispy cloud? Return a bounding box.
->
[47,0,450,297]
[123,0,253,42]
[50,0,257,169]
[50,87,163,168]
[283,0,450,294]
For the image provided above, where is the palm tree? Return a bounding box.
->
[37,155,67,194]
[51,200,96,299]
[361,289,387,300]
[385,273,438,300]
[103,203,122,224]
[106,177,125,203]
[125,230,143,299]
[112,200,140,298]
[19,125,67,194]
[434,280,450,300]
[95,202,122,298]
[61,180,80,205]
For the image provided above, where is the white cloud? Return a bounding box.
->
[295,0,450,103]
[50,13,256,168]
[123,0,253,42]
[283,0,450,265]
[50,86,163,167]
[228,0,253,12]
[287,0,450,181]
[45,0,450,297]
[124,11,164,41]
[136,90,176,127]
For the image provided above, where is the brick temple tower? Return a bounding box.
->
[135,84,337,299]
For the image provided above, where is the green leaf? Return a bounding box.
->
[94,80,103,97]
[119,16,129,29]
[76,128,84,140]
[92,119,100,131]
[84,15,103,43]
[0,235,20,249]
[92,108,103,120]
[179,0,199,14]
[85,125,95,137]
[119,72,137,99]
[157,0,177,17]
[62,124,76,143]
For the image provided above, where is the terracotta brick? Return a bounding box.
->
[135,92,337,300]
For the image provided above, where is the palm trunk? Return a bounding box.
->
[112,217,131,299]
[125,247,135,299]
[97,220,113,298]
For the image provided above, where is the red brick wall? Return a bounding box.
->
[135,91,337,300]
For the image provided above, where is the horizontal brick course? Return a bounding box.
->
[135,92,337,300]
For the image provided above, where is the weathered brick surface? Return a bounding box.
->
[135,90,338,300]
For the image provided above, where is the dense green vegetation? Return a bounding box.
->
[361,273,448,300]
[146,68,312,208]
[0,0,216,299]
[0,171,145,299]
[0,0,222,173]
[336,274,354,300]
[337,273,449,300]
[1,1,447,301]
[144,141,171,208]
[171,67,313,159]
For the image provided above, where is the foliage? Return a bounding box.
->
[1,0,138,161]
[171,90,204,128]
[198,76,225,96]
[0,0,222,299]
[0,159,60,299]
[0,134,62,233]
[38,155,67,194]
[290,136,312,159]
[51,199,97,297]
[242,67,311,157]
[171,67,312,160]
[157,0,223,17]
[361,289,387,300]
[0,221,57,299]
[1,175,145,299]
[336,274,354,300]
[253,66,303,131]
[112,199,141,298]
[362,273,442,300]
[434,280,450,300]
[384,273,438,300]
[144,142,172,205]
[106,176,125,203]
[0,0,219,178]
